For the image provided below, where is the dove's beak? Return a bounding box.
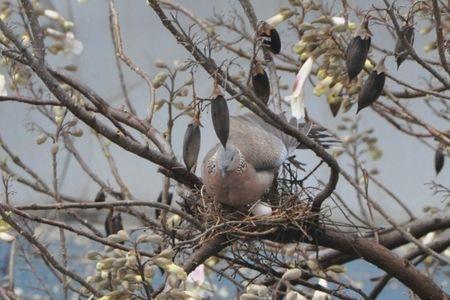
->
[220,167,227,178]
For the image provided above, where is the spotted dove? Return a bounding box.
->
[201,113,333,207]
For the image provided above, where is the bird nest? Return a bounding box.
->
[179,163,322,242]
[182,189,317,242]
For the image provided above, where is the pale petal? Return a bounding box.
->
[312,279,331,300]
[283,57,313,121]
[266,14,285,27]
[423,232,435,245]
[265,9,293,27]
[187,264,205,285]
[0,74,6,96]
[293,57,314,96]
[286,92,305,120]
[331,17,345,26]
[0,232,15,243]
[44,10,60,20]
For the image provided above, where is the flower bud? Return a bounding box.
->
[125,254,137,268]
[36,134,48,145]
[247,284,269,296]
[44,9,60,20]
[71,128,83,137]
[154,59,167,68]
[136,233,163,244]
[166,263,187,281]
[281,268,302,281]
[87,250,103,260]
[326,264,346,273]
[157,247,175,259]
[152,72,168,89]
[50,143,59,155]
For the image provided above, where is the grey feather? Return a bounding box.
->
[203,113,337,172]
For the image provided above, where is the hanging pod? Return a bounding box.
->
[435,147,445,175]
[211,90,230,148]
[329,98,343,117]
[182,118,201,172]
[356,57,386,113]
[94,189,105,210]
[251,61,270,104]
[395,24,414,68]
[257,22,281,54]
[105,209,124,237]
[346,20,371,81]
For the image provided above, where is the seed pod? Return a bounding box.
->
[346,36,371,80]
[251,62,270,104]
[182,119,201,172]
[329,98,342,117]
[105,209,124,237]
[356,58,386,113]
[435,147,445,175]
[395,24,414,68]
[112,214,123,234]
[257,22,281,54]
[211,92,230,148]
[346,20,371,81]
[94,189,105,210]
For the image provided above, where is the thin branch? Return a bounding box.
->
[0,209,101,297]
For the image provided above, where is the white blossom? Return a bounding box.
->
[284,57,314,120]
[265,8,293,27]
[312,278,331,300]
[0,232,15,242]
[64,32,83,55]
[187,264,205,285]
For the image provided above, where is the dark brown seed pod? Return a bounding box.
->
[395,24,414,68]
[346,36,371,81]
[357,58,386,113]
[251,62,270,104]
[111,213,123,234]
[211,93,230,148]
[346,20,371,81]
[329,99,343,117]
[435,147,445,175]
[94,189,105,210]
[105,209,123,237]
[258,22,281,54]
[182,120,201,172]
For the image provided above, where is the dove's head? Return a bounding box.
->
[217,145,240,177]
